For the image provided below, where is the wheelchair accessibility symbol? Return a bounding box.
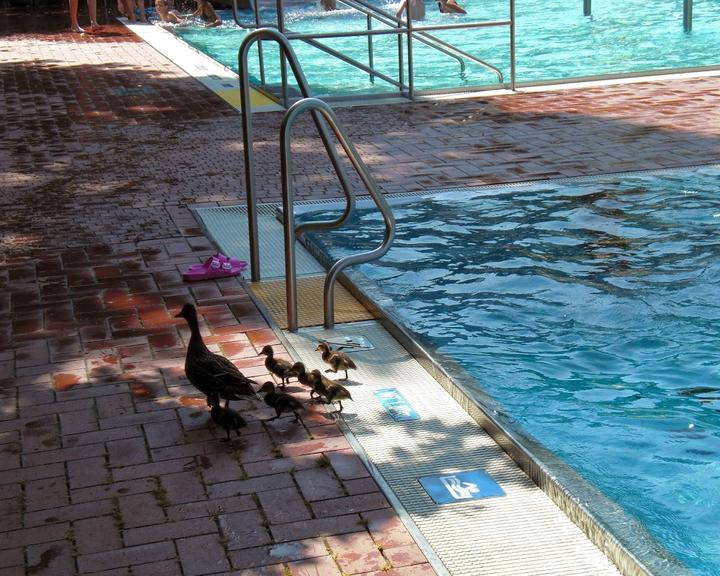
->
[419,469,505,504]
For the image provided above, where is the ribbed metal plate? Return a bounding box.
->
[285,322,621,576]
[192,206,325,279]
[249,276,374,329]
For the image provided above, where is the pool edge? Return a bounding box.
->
[289,175,701,576]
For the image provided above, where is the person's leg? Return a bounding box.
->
[87,0,102,30]
[69,0,84,31]
[136,0,147,22]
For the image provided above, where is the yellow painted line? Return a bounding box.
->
[216,88,277,111]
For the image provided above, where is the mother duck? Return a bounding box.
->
[175,303,257,408]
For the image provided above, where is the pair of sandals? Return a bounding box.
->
[182,253,248,282]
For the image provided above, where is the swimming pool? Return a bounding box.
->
[299,166,720,575]
[171,0,720,97]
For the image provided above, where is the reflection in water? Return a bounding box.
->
[304,168,720,575]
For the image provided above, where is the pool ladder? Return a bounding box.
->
[239,28,396,332]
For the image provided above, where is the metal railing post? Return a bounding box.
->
[683,0,692,32]
[406,0,414,99]
[276,0,289,107]
[583,0,591,17]
[238,46,261,282]
[367,15,375,84]
[510,0,516,90]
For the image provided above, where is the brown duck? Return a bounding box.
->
[290,361,317,397]
[309,369,353,413]
[316,342,357,380]
[209,399,247,442]
[258,381,305,424]
[175,303,257,408]
[260,345,299,388]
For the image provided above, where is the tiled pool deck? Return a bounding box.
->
[2,5,720,575]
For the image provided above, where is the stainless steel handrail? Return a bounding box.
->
[239,28,357,281]
[281,97,395,331]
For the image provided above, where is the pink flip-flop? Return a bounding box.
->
[182,254,247,282]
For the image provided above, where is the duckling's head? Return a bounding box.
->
[315,342,331,353]
[259,345,274,357]
[174,303,197,321]
[259,381,275,394]
[291,361,305,374]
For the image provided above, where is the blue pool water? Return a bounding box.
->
[301,167,720,575]
[171,0,720,96]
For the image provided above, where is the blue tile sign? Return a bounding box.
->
[373,388,420,422]
[419,469,505,504]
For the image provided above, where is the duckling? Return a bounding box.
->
[258,381,305,424]
[175,303,258,408]
[291,361,316,397]
[209,398,247,441]
[316,341,357,380]
[309,369,353,413]
[259,345,299,389]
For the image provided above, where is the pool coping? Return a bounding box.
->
[286,166,714,576]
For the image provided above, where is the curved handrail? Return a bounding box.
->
[239,28,356,281]
[281,97,395,331]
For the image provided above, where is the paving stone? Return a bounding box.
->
[176,534,230,576]
[257,486,311,524]
[326,450,370,480]
[78,542,177,573]
[326,532,386,574]
[0,523,69,551]
[0,497,21,531]
[294,467,344,502]
[107,437,148,467]
[25,476,69,512]
[344,477,381,496]
[24,498,113,528]
[280,436,351,458]
[160,471,206,504]
[124,516,217,546]
[361,509,416,549]
[25,540,75,576]
[286,554,341,576]
[311,492,390,518]
[67,456,108,489]
[243,454,317,478]
[118,492,166,528]
[0,549,23,569]
[59,409,98,435]
[71,477,156,505]
[23,442,105,467]
[208,473,294,499]
[143,419,185,448]
[270,514,365,543]
[218,509,270,550]
[382,544,428,568]
[75,515,122,555]
[228,538,327,570]
[132,559,183,575]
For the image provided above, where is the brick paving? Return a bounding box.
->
[2,4,720,575]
